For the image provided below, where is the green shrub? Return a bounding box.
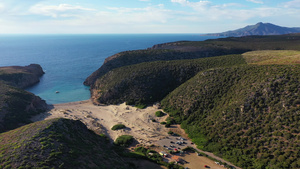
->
[165,123,171,128]
[168,131,174,135]
[114,135,133,147]
[155,111,164,117]
[111,124,126,130]
[134,147,148,154]
[160,122,167,125]
[135,103,147,109]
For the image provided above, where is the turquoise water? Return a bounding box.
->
[0,34,218,104]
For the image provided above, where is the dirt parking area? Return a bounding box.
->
[155,135,226,169]
[180,151,224,169]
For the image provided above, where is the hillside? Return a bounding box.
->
[87,34,300,106]
[161,64,300,169]
[0,118,132,169]
[85,33,300,169]
[92,54,246,105]
[85,33,300,87]
[203,22,300,37]
[0,64,47,133]
[242,50,300,65]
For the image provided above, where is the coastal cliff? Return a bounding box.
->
[0,64,47,132]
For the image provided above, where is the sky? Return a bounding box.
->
[0,0,299,34]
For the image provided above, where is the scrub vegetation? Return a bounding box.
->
[0,118,132,169]
[87,34,300,169]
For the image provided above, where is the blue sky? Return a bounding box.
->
[0,0,299,34]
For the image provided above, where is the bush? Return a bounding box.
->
[155,111,164,117]
[168,131,174,135]
[160,122,167,125]
[166,117,175,125]
[165,123,171,128]
[135,103,147,109]
[114,135,133,147]
[111,124,126,130]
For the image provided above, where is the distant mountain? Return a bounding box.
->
[204,22,300,37]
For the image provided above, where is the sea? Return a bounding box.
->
[0,34,219,104]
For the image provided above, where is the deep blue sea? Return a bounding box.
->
[0,34,219,104]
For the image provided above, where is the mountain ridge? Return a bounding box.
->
[203,22,300,37]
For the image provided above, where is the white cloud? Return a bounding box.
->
[0,1,299,34]
[100,5,172,24]
[171,0,211,10]
[283,0,300,8]
[29,4,96,18]
[0,3,4,10]
[170,0,287,22]
[246,0,264,4]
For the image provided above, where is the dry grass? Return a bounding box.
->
[242,50,300,65]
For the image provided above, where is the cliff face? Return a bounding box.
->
[0,64,47,133]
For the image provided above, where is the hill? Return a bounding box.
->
[0,64,45,89]
[0,118,132,169]
[85,33,300,87]
[203,22,300,37]
[86,34,300,105]
[92,54,245,105]
[0,64,47,133]
[161,64,300,168]
[85,33,300,169]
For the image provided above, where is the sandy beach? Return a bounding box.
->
[31,100,169,146]
[31,100,240,169]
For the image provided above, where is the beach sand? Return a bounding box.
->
[31,100,169,146]
[31,100,238,169]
